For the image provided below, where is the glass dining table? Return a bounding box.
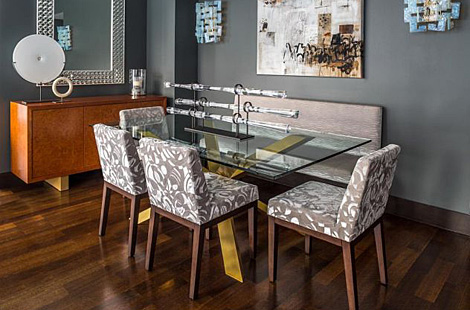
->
[118,114,370,282]
[124,114,370,179]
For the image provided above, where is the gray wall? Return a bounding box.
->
[147,0,198,139]
[0,0,147,173]
[147,0,198,137]
[147,0,198,101]
[147,0,176,99]
[198,0,470,214]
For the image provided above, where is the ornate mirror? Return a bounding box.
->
[37,0,125,85]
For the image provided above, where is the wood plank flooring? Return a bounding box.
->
[0,172,468,310]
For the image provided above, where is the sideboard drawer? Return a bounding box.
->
[32,108,85,179]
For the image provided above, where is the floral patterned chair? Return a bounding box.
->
[93,124,147,257]
[139,137,259,300]
[119,106,169,140]
[267,144,401,310]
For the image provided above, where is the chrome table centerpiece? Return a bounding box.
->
[164,82,287,98]
[165,82,298,141]
[175,98,299,119]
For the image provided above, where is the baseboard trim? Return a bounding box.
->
[387,196,470,236]
[0,172,26,188]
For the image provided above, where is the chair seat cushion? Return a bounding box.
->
[203,173,259,223]
[268,181,345,236]
[298,153,361,184]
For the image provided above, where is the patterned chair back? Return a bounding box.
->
[138,138,211,224]
[119,106,169,140]
[93,124,147,195]
[337,144,401,242]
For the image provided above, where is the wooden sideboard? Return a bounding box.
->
[11,95,167,188]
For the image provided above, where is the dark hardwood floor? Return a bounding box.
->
[0,172,468,310]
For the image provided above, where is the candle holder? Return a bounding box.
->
[129,69,146,97]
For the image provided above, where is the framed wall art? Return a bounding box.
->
[257,0,364,78]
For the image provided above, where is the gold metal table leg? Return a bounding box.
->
[202,130,246,282]
[204,128,311,283]
[138,208,151,224]
[218,218,244,282]
[257,201,268,213]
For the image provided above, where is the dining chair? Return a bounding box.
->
[119,106,169,140]
[93,124,147,257]
[267,144,401,310]
[139,137,259,299]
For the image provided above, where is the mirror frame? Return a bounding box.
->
[37,0,125,85]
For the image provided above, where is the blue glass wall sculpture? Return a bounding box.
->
[404,0,461,33]
[196,1,223,44]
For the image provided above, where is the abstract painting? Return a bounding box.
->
[257,0,364,78]
[404,0,461,33]
[195,1,223,44]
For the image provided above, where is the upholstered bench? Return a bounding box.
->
[236,96,383,185]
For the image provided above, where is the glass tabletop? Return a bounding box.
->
[121,114,371,180]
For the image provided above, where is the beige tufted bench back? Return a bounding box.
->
[235,96,383,154]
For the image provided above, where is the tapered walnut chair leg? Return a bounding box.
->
[205,227,212,240]
[342,241,359,310]
[158,216,163,235]
[99,183,112,236]
[248,203,258,259]
[268,216,279,283]
[145,209,159,271]
[128,195,141,257]
[189,225,205,300]
[305,235,313,255]
[374,221,388,285]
